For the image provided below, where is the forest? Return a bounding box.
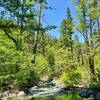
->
[0,0,100,100]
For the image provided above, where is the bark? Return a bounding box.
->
[97,18,100,35]
[81,3,95,75]
[20,1,24,34]
[70,33,73,53]
[32,4,42,63]
[89,57,95,74]
[4,29,19,50]
[81,53,84,65]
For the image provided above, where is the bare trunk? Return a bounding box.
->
[70,33,73,53]
[32,4,42,63]
[97,18,100,35]
[89,57,95,74]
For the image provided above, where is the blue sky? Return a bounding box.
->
[42,0,84,42]
[43,0,76,38]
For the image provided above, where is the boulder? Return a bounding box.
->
[9,93,16,97]
[3,91,9,97]
[79,89,90,98]
[0,92,3,97]
[17,91,25,96]
[48,82,55,87]
[94,92,100,100]
[88,89,94,95]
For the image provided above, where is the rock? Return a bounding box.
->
[32,86,38,89]
[23,88,31,95]
[9,93,16,97]
[17,91,25,96]
[79,89,90,98]
[88,89,94,95]
[94,92,100,100]
[48,82,55,87]
[15,89,20,94]
[37,81,55,87]
[58,88,66,93]
[3,91,9,97]
[0,92,3,97]
[38,82,44,86]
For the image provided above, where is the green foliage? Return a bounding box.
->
[90,68,100,90]
[0,29,40,90]
[60,69,82,87]
[60,8,73,48]
[0,48,40,90]
[0,0,100,93]
[35,54,50,76]
[15,68,40,89]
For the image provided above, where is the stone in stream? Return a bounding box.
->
[38,81,55,87]
[94,92,100,100]
[9,93,16,97]
[48,82,55,87]
[79,89,91,98]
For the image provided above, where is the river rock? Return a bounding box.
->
[15,89,20,94]
[48,82,55,87]
[79,89,90,98]
[9,93,16,97]
[94,92,100,100]
[17,91,25,96]
[0,92,3,97]
[3,91,9,97]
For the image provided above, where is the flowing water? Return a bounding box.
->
[7,92,93,100]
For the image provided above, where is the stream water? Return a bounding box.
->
[1,84,94,100]
[31,93,92,100]
[7,91,93,100]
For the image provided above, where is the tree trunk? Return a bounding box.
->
[97,18,100,35]
[32,4,42,63]
[70,33,73,53]
[89,57,95,74]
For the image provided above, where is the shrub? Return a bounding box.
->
[61,71,82,87]
[90,68,100,90]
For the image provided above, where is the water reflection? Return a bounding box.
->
[31,92,90,100]
[7,92,92,100]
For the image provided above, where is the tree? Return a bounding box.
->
[60,8,74,53]
[76,0,100,76]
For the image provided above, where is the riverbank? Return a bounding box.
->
[1,82,100,100]
[0,86,95,100]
